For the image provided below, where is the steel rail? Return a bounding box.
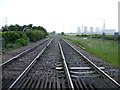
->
[58,41,75,90]
[62,38,120,88]
[0,38,49,67]
[7,38,53,90]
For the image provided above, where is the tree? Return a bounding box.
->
[1,24,48,35]
[61,32,64,35]
[34,26,48,35]
[23,25,27,29]
[37,26,42,30]
[27,24,33,30]
[8,25,15,31]
[32,26,38,30]
[2,25,7,31]
[15,24,20,31]
[52,31,56,34]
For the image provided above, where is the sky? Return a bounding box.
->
[0,0,119,33]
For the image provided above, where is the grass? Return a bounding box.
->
[62,35,119,68]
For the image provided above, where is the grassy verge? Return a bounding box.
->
[62,35,119,68]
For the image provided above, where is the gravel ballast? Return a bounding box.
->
[2,38,52,78]
[2,36,119,89]
[2,38,49,64]
[26,36,65,80]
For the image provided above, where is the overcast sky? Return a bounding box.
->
[0,0,119,33]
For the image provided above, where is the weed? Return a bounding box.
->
[66,60,70,64]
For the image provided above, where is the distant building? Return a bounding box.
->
[83,26,88,34]
[103,19,105,30]
[77,27,81,34]
[95,27,100,34]
[81,24,83,33]
[101,29,116,35]
[89,27,94,34]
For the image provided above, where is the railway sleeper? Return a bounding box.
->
[3,77,118,89]
[56,67,105,70]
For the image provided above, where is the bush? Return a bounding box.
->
[61,32,65,35]
[6,43,14,49]
[81,34,88,37]
[2,31,29,48]
[1,30,48,49]
[15,38,29,46]
[2,31,17,44]
[2,31,29,44]
[106,35,114,40]
[89,34,102,39]
[76,34,80,37]
[89,34,119,41]
[25,30,46,42]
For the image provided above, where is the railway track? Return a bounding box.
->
[2,37,72,89]
[58,38,120,89]
[1,38,50,66]
[2,37,53,89]
[2,38,50,64]
[2,37,120,89]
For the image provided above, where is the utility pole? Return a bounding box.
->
[62,24,64,31]
[103,19,105,30]
[5,18,8,30]
[82,24,83,34]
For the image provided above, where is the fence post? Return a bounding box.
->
[114,32,118,40]
[102,32,106,39]
[1,38,5,49]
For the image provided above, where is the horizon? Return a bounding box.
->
[0,0,119,33]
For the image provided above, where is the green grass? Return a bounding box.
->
[62,36,119,68]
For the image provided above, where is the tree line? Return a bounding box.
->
[1,24,49,49]
[1,24,48,35]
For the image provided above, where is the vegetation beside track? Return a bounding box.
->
[75,34,120,40]
[1,30,48,50]
[1,24,49,50]
[62,35,119,68]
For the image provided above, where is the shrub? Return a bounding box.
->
[81,34,88,37]
[25,30,46,42]
[89,34,102,39]
[2,31,29,48]
[1,30,47,49]
[15,38,29,46]
[106,35,114,40]
[61,32,65,35]
[76,34,80,37]
[89,34,116,40]
[2,31,28,44]
[2,31,17,44]
[6,43,14,49]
